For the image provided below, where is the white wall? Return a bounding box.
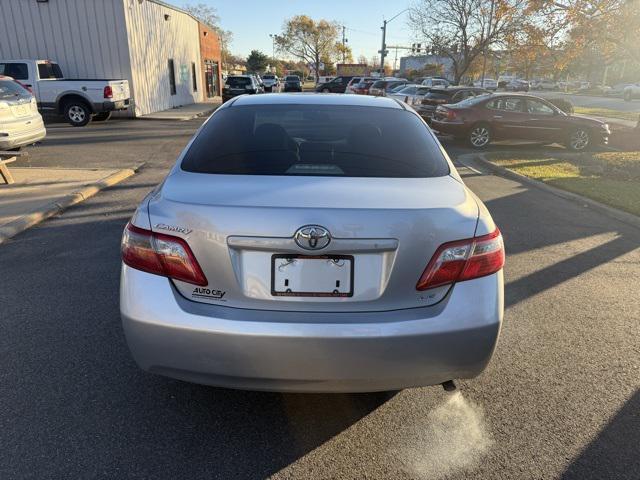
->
[0,0,131,81]
[122,0,203,116]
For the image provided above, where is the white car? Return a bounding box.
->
[0,76,46,150]
[533,79,558,91]
[0,59,130,126]
[388,84,432,105]
[623,83,640,101]
[473,78,498,90]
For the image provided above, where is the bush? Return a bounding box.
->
[547,98,574,114]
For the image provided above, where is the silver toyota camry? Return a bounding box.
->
[120,93,504,393]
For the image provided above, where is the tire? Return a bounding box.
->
[64,101,92,127]
[468,123,492,149]
[93,111,112,122]
[624,91,632,102]
[322,88,330,93]
[566,128,591,151]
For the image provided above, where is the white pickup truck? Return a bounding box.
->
[0,59,131,126]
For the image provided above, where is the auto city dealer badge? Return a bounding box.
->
[294,225,331,250]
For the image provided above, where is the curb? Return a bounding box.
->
[137,105,219,122]
[0,164,143,245]
[465,154,640,230]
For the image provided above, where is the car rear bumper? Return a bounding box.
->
[0,118,46,149]
[96,99,130,112]
[121,266,503,392]
[430,120,466,136]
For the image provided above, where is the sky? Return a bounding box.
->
[175,0,416,65]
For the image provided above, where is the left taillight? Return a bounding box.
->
[121,223,207,286]
[416,228,505,290]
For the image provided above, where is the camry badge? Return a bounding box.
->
[294,225,331,250]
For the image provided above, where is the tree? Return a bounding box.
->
[409,0,528,84]
[335,42,354,63]
[183,3,235,72]
[274,15,341,82]
[246,50,269,73]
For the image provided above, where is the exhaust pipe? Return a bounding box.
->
[441,380,457,392]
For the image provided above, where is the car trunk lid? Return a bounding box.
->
[146,171,479,312]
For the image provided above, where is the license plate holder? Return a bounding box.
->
[271,254,354,297]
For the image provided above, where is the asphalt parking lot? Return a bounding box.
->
[1,116,639,479]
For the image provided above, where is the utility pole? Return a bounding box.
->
[342,26,347,63]
[480,0,496,87]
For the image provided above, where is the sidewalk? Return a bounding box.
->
[138,99,221,121]
[0,166,138,244]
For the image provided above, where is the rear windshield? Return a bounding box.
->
[263,75,275,79]
[371,80,386,88]
[226,77,251,87]
[285,76,300,81]
[0,80,31,99]
[181,105,449,178]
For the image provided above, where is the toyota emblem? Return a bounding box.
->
[294,225,331,250]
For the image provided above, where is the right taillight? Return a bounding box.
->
[416,228,504,290]
[121,223,207,286]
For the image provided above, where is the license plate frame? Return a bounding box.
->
[271,254,354,297]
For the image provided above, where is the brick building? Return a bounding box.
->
[198,23,223,99]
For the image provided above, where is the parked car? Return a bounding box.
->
[262,74,279,92]
[317,76,336,85]
[120,93,505,393]
[345,77,376,94]
[247,74,265,93]
[283,75,302,92]
[315,76,355,93]
[497,75,516,89]
[368,79,409,96]
[351,78,377,95]
[0,76,46,150]
[532,79,557,90]
[431,93,610,151]
[623,83,640,101]
[422,77,450,88]
[473,78,498,90]
[0,59,130,126]
[415,87,490,123]
[505,79,530,92]
[387,84,431,104]
[222,75,262,102]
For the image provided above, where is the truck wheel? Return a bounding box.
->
[93,112,112,122]
[64,101,92,127]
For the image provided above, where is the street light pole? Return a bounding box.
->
[480,0,496,87]
[379,20,387,74]
[379,8,408,75]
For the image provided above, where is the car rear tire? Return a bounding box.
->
[567,128,591,151]
[93,111,112,122]
[468,123,492,149]
[64,101,92,127]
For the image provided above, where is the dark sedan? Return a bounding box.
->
[414,87,490,123]
[283,75,302,92]
[431,93,610,151]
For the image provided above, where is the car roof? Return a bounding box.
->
[228,93,404,109]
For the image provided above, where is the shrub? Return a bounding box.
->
[547,98,574,114]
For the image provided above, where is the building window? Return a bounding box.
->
[168,59,176,95]
[192,62,197,92]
